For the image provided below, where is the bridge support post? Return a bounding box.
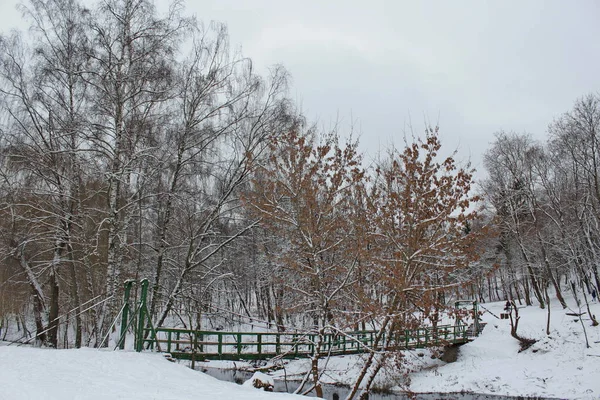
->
[135,279,149,352]
[118,280,134,350]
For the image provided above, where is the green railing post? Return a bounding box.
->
[218,333,223,356]
[167,331,172,353]
[118,280,134,350]
[135,279,149,352]
[276,333,281,354]
[257,334,262,356]
[237,333,242,356]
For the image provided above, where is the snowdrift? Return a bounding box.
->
[0,346,299,400]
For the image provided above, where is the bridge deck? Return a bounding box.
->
[143,324,473,361]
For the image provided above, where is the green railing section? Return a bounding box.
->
[117,279,477,361]
[140,324,470,360]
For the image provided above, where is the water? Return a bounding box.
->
[199,367,557,400]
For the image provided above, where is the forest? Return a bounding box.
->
[1,0,599,397]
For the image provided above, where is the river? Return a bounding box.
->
[199,367,557,400]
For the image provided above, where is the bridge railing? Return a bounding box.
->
[143,323,469,360]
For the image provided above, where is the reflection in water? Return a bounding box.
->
[199,366,556,400]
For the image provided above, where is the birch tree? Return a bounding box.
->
[0,0,94,346]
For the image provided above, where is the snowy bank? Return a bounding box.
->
[3,296,598,400]
[259,296,600,399]
[409,297,600,399]
[0,346,300,400]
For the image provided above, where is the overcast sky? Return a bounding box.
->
[1,0,600,179]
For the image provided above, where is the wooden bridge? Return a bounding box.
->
[117,280,480,361]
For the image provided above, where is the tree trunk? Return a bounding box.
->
[517,241,545,308]
[68,259,82,348]
[47,269,60,348]
[536,232,567,308]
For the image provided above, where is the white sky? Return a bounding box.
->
[2,0,600,178]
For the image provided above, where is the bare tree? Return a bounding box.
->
[0,0,95,346]
[152,63,292,329]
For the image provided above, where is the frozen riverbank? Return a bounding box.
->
[409,297,600,399]
[198,296,599,399]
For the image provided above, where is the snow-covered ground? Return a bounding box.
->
[200,295,600,399]
[1,295,598,399]
[409,296,600,400]
[0,346,300,400]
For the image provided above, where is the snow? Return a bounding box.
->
[409,296,600,399]
[244,372,275,391]
[2,295,599,399]
[0,346,300,400]
[263,295,600,399]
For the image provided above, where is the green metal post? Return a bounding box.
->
[237,333,242,355]
[135,279,149,352]
[218,333,223,356]
[276,334,281,354]
[167,331,172,353]
[118,280,134,350]
[257,334,262,356]
[293,334,298,357]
